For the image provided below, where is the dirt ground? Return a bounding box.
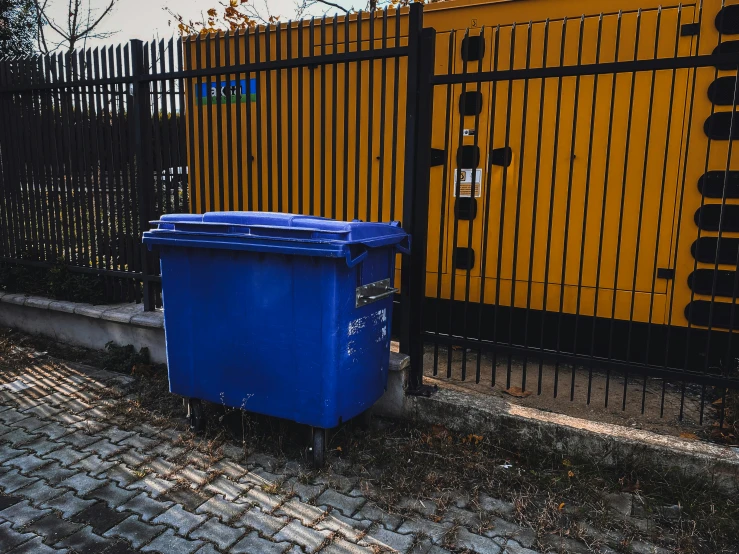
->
[415,344,718,440]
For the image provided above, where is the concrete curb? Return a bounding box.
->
[0,294,166,364]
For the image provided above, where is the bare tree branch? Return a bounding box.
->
[34,0,118,53]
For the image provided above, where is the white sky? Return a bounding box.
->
[44,0,358,49]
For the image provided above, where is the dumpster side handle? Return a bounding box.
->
[346,246,368,268]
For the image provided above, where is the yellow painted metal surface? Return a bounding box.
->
[184,0,732,330]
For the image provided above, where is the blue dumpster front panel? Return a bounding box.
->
[143,212,408,429]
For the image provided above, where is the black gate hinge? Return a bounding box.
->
[681,23,700,37]
[657,268,675,279]
[429,148,446,167]
[406,384,439,397]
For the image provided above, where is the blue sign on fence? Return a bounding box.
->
[197,78,257,104]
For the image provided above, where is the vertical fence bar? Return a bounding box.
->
[400,4,431,389]
[130,40,155,310]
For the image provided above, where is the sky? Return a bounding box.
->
[43,0,358,49]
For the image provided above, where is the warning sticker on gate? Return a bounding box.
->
[455,168,482,198]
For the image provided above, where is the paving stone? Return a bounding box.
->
[0,469,39,493]
[118,449,150,469]
[478,495,515,517]
[121,434,160,451]
[242,486,284,512]
[276,497,327,525]
[0,499,51,527]
[145,457,178,477]
[454,528,503,554]
[160,488,211,512]
[364,526,418,552]
[322,539,376,554]
[105,464,141,487]
[483,518,535,547]
[72,501,129,534]
[100,428,136,445]
[57,431,100,449]
[117,492,173,522]
[236,506,288,536]
[152,503,207,535]
[0,443,27,463]
[397,518,453,544]
[0,494,23,510]
[355,503,404,531]
[500,540,540,554]
[442,506,483,527]
[0,428,38,447]
[315,512,371,542]
[141,528,204,553]
[13,416,50,433]
[18,436,62,457]
[42,447,89,467]
[25,513,84,544]
[29,462,78,485]
[85,482,138,509]
[104,539,140,554]
[0,410,31,425]
[22,403,62,420]
[190,516,246,550]
[195,493,248,523]
[193,545,221,554]
[203,475,249,500]
[426,547,452,554]
[127,475,176,498]
[231,530,292,554]
[7,535,63,554]
[40,490,97,518]
[284,477,324,502]
[104,514,167,548]
[54,525,117,553]
[273,519,331,553]
[15,478,66,505]
[57,472,106,496]
[180,466,210,488]
[35,422,72,441]
[397,497,438,517]
[210,458,247,480]
[72,453,116,476]
[313,474,356,494]
[247,453,281,472]
[82,439,128,460]
[0,520,37,551]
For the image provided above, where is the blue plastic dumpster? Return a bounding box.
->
[142,212,409,465]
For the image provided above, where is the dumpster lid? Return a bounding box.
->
[142,212,410,266]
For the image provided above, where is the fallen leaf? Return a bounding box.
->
[504,386,532,398]
[679,432,699,441]
[713,398,724,406]
[431,424,448,437]
[558,502,565,511]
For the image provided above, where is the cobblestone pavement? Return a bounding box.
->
[0,353,670,554]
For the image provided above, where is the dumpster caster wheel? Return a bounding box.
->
[311,428,325,468]
[188,399,206,434]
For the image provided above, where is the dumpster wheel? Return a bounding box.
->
[311,428,325,468]
[188,398,206,434]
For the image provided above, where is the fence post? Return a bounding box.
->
[130,40,156,311]
[399,6,436,391]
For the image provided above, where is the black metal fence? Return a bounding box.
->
[0,6,423,312]
[405,7,739,425]
[0,40,188,307]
